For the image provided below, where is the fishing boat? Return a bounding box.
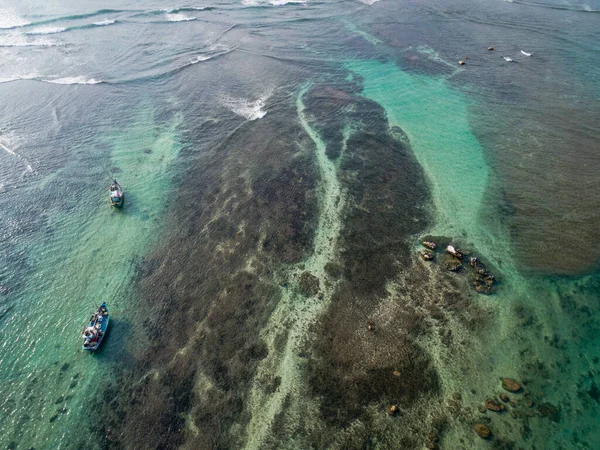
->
[82,302,109,351]
[109,180,124,207]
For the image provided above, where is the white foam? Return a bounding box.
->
[25,26,67,35]
[503,56,514,62]
[0,74,39,84]
[359,0,381,4]
[242,0,306,5]
[520,50,531,56]
[0,9,30,29]
[166,13,196,21]
[269,0,307,5]
[43,76,102,85]
[0,37,60,47]
[93,19,116,26]
[221,90,272,121]
[189,54,212,64]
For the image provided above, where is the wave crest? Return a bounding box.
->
[25,26,67,35]
[43,76,103,85]
[93,19,116,26]
[221,90,272,121]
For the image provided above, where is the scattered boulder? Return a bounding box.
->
[502,378,522,393]
[488,47,494,51]
[499,393,509,403]
[422,241,437,250]
[446,245,464,259]
[474,423,491,439]
[485,398,505,412]
[478,405,486,413]
[298,271,320,297]
[421,251,434,261]
[367,321,375,332]
[387,405,399,416]
[458,60,465,65]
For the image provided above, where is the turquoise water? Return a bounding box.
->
[0,0,599,449]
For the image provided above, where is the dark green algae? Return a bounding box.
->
[89,83,486,449]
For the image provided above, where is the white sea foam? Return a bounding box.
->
[0,38,60,47]
[189,54,212,64]
[520,50,531,56]
[221,90,272,121]
[43,76,102,85]
[359,0,381,5]
[164,7,208,13]
[0,9,30,29]
[0,74,39,84]
[166,13,196,21]
[93,19,116,26]
[242,0,306,5]
[25,26,67,35]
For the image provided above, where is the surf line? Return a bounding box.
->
[244,85,346,449]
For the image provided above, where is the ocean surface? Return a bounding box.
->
[0,0,599,448]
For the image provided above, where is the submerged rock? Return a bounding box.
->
[474,423,491,439]
[446,261,462,272]
[537,402,561,422]
[499,393,509,403]
[502,378,522,393]
[485,398,505,412]
[298,271,320,297]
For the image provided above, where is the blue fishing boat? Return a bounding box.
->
[109,180,124,208]
[81,302,109,351]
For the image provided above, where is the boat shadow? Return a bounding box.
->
[91,318,135,367]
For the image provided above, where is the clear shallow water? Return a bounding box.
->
[0,0,599,449]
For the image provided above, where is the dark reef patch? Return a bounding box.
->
[90,91,319,449]
[300,83,449,446]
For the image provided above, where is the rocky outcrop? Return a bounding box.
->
[474,423,491,439]
[502,378,522,393]
[421,251,434,261]
[422,241,437,250]
[485,398,505,412]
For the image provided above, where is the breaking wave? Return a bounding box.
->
[42,76,103,85]
[164,6,211,13]
[221,90,272,120]
[241,0,307,6]
[165,13,196,21]
[25,26,67,35]
[92,19,117,26]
